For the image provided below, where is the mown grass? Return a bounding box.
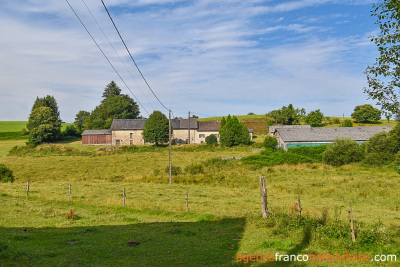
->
[1,140,400,266]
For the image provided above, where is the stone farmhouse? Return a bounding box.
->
[82,118,220,146]
[271,126,393,150]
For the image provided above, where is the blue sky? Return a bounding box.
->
[0,0,380,122]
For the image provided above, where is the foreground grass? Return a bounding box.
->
[1,142,400,266]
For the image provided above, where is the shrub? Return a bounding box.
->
[263,136,278,151]
[63,124,81,137]
[363,132,397,165]
[0,164,14,183]
[165,166,182,175]
[322,138,364,166]
[343,119,353,127]
[205,135,218,145]
[185,163,205,175]
[287,145,328,162]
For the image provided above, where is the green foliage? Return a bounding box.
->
[243,149,315,166]
[305,109,324,126]
[63,124,81,137]
[85,81,140,129]
[363,132,397,166]
[263,136,278,151]
[343,119,353,127]
[351,104,381,123]
[219,115,250,147]
[74,110,90,132]
[364,0,400,116]
[0,132,28,140]
[266,104,305,125]
[27,96,62,145]
[8,145,90,157]
[143,111,169,145]
[205,134,218,145]
[185,163,205,175]
[323,138,364,166]
[0,164,14,183]
[287,145,328,162]
[164,165,182,176]
[27,106,61,145]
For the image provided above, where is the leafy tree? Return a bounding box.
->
[85,81,140,129]
[205,134,218,145]
[363,131,397,165]
[305,109,324,127]
[351,104,381,123]
[322,138,364,166]
[63,124,81,137]
[364,0,400,116]
[267,104,304,125]
[27,106,61,144]
[263,136,278,151]
[219,115,250,147]
[343,119,353,127]
[74,110,90,132]
[31,95,61,122]
[143,111,169,145]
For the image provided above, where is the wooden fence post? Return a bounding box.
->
[349,202,356,242]
[297,195,302,218]
[259,176,268,219]
[186,189,189,213]
[68,184,71,202]
[123,187,126,207]
[26,182,29,196]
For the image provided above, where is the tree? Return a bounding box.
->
[205,134,218,145]
[266,104,304,125]
[74,110,90,132]
[142,111,169,145]
[364,0,400,116]
[351,104,381,123]
[363,131,397,165]
[219,115,250,147]
[263,136,278,151]
[85,81,140,129]
[27,106,61,144]
[31,95,61,122]
[102,80,121,98]
[322,138,364,166]
[305,109,324,127]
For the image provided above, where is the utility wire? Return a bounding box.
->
[101,0,169,111]
[81,0,155,111]
[65,0,150,116]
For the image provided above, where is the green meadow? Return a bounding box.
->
[0,121,399,266]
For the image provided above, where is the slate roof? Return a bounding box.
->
[276,126,393,142]
[269,125,311,134]
[198,121,220,131]
[110,119,147,130]
[82,129,112,135]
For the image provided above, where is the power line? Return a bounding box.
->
[100,0,169,111]
[65,0,150,116]
[81,0,155,111]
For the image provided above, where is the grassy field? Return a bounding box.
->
[0,138,399,266]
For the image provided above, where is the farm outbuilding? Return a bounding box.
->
[274,126,393,150]
[81,130,112,145]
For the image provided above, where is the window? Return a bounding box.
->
[199,134,205,138]
[130,133,133,139]
[115,139,120,146]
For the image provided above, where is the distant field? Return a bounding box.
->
[0,121,27,132]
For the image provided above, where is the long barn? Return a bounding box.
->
[82,129,112,145]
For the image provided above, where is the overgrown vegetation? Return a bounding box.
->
[323,138,364,166]
[0,164,14,182]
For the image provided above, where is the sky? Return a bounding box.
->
[0,0,381,122]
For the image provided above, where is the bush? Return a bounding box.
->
[263,136,278,151]
[205,135,218,145]
[363,132,397,165]
[63,124,81,137]
[185,163,205,175]
[287,145,328,162]
[343,119,353,127]
[0,164,14,183]
[322,138,364,166]
[165,166,182,175]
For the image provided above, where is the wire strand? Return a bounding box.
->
[65,0,150,116]
[100,0,169,111]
